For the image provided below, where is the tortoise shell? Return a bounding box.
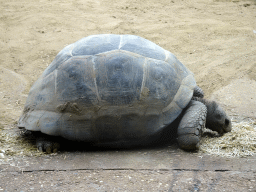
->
[18,34,196,144]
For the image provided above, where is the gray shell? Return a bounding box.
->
[18,34,196,144]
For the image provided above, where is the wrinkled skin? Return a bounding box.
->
[193,97,232,135]
[205,101,232,134]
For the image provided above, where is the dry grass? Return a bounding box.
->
[0,126,43,163]
[200,120,256,157]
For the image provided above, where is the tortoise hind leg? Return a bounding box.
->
[20,128,61,153]
[36,135,61,153]
[177,100,207,150]
[23,131,61,153]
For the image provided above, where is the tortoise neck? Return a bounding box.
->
[191,97,217,119]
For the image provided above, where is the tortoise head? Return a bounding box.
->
[205,100,232,134]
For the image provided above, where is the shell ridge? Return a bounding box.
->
[37,110,47,132]
[164,50,169,62]
[173,75,195,109]
[54,69,58,95]
[139,58,148,100]
[162,101,182,125]
[70,43,74,57]
[119,35,124,49]
[92,56,101,102]
[95,49,167,62]
[42,43,75,78]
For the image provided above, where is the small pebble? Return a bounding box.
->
[0,153,4,158]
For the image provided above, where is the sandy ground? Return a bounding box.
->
[0,0,256,191]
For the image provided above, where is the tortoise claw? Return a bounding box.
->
[36,137,60,153]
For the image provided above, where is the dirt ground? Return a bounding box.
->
[0,0,256,191]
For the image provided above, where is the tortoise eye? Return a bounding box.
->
[215,114,221,119]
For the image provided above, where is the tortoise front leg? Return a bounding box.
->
[177,100,207,150]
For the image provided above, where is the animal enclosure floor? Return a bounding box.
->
[0,0,256,191]
[1,145,256,191]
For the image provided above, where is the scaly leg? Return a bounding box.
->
[177,100,207,150]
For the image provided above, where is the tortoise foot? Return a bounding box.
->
[36,137,60,153]
[177,135,200,151]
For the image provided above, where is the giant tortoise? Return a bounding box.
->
[18,34,232,153]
